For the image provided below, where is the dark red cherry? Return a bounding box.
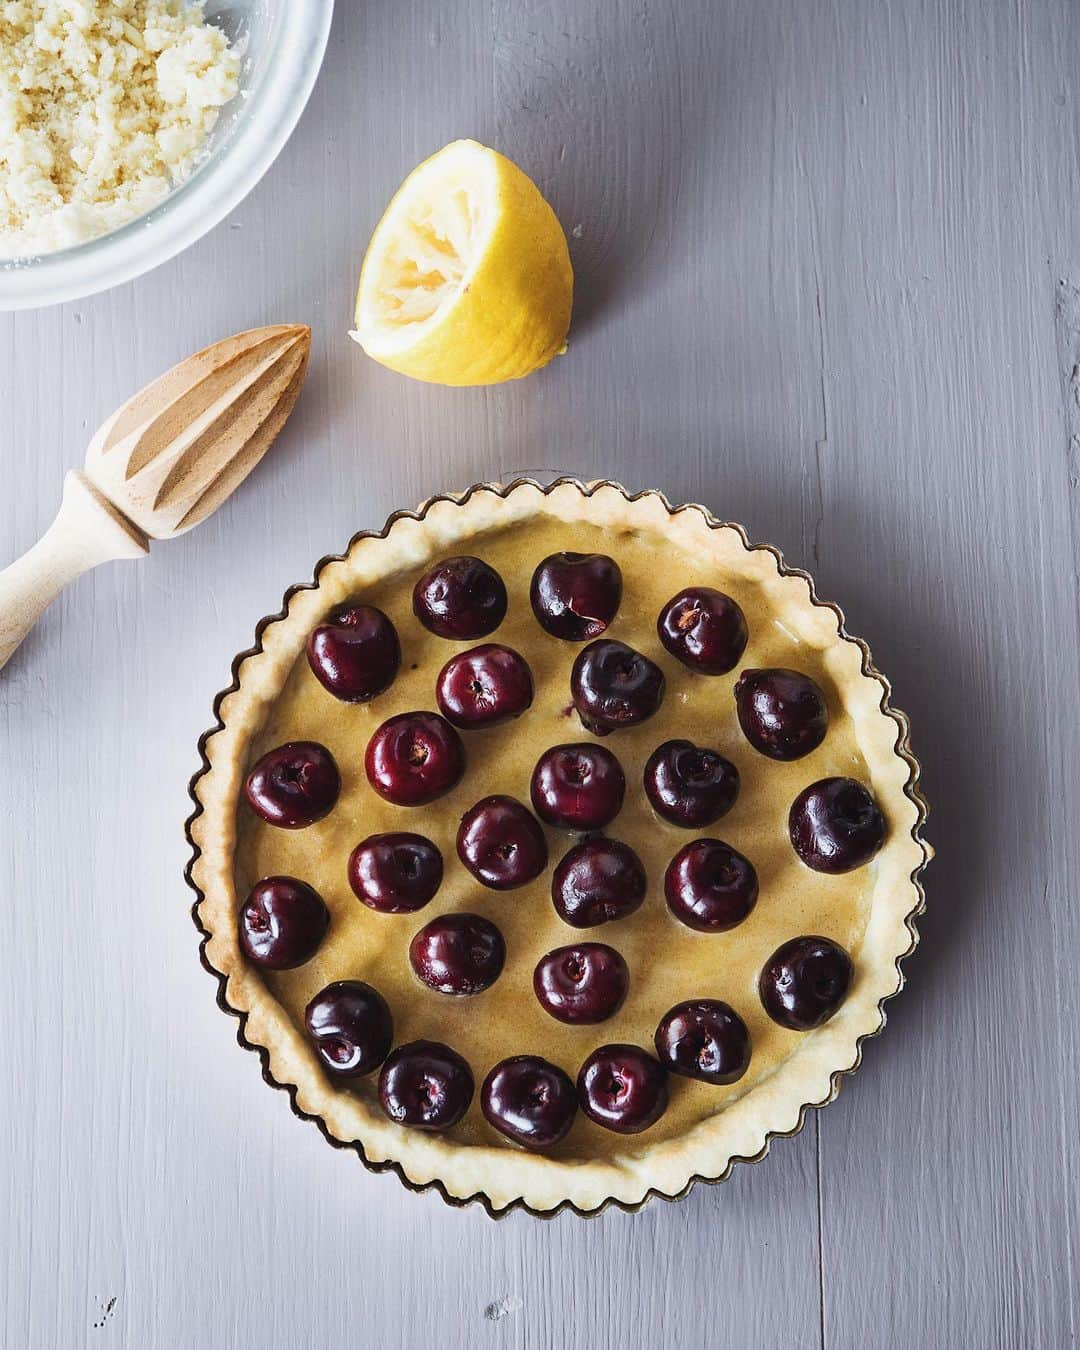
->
[533,943,629,1024]
[379,1041,474,1130]
[306,603,400,703]
[735,667,829,760]
[412,556,507,639]
[435,643,534,729]
[409,912,506,995]
[664,839,758,931]
[529,552,622,640]
[759,936,854,1030]
[244,741,340,827]
[481,1056,579,1149]
[654,999,751,1085]
[570,639,665,736]
[347,832,443,913]
[577,1044,669,1134]
[457,796,548,890]
[365,711,465,806]
[530,743,626,830]
[240,877,330,969]
[789,777,886,873]
[552,836,647,928]
[657,587,748,674]
[305,981,393,1077]
[643,739,739,828]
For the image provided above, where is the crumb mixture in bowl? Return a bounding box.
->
[0,0,240,258]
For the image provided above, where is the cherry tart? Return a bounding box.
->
[192,480,928,1217]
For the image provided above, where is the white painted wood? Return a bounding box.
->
[1,0,1078,1346]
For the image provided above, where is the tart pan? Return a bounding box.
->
[184,477,931,1217]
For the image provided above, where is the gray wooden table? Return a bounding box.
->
[2,1,1078,1346]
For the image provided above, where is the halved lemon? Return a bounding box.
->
[350,140,573,386]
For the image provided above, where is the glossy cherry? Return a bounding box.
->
[654,999,751,1085]
[306,603,401,703]
[570,639,665,736]
[577,1044,669,1134]
[244,741,340,828]
[735,667,829,760]
[379,1040,474,1130]
[789,777,886,873]
[305,981,393,1077]
[533,943,629,1024]
[412,556,507,639]
[643,739,739,828]
[529,552,622,641]
[347,832,443,913]
[759,936,854,1030]
[239,876,330,969]
[530,743,626,830]
[664,839,758,931]
[365,711,465,806]
[481,1056,579,1149]
[409,912,506,995]
[551,836,647,928]
[657,587,748,675]
[457,796,548,890]
[435,643,534,729]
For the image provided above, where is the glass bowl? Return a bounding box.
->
[0,0,334,312]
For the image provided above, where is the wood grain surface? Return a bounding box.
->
[1,1,1078,1346]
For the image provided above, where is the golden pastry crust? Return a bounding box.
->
[186,479,930,1216]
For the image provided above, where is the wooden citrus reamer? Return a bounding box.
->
[0,325,310,671]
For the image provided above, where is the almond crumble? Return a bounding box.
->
[0,0,240,257]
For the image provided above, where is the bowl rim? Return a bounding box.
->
[183,476,931,1219]
[0,0,335,312]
